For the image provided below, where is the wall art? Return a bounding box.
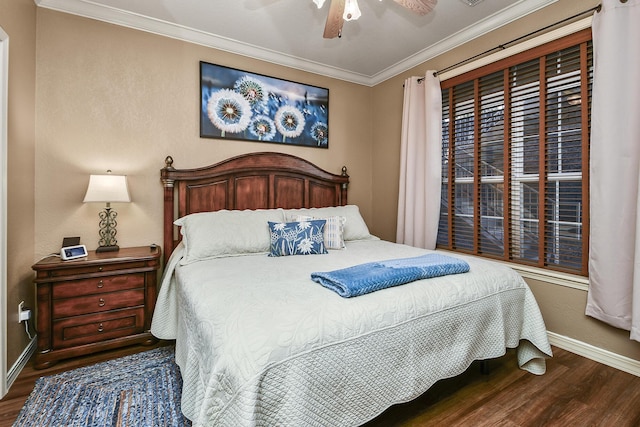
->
[200,61,329,148]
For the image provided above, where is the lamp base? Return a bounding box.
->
[96,245,120,253]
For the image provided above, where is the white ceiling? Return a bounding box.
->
[35,0,558,86]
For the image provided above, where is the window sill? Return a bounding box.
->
[438,249,589,292]
[508,263,588,292]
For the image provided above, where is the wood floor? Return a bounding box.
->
[1,343,639,426]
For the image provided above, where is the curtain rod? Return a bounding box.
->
[416,3,600,82]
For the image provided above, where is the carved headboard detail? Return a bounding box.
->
[161,152,349,263]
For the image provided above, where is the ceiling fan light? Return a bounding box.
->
[343,0,362,21]
[313,0,326,8]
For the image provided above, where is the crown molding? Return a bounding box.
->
[369,0,559,85]
[35,0,372,85]
[36,0,558,87]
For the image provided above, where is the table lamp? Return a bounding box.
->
[83,170,131,252]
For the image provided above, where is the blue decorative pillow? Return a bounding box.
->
[268,220,327,257]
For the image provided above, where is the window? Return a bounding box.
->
[437,30,592,276]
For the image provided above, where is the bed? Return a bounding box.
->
[150,152,552,426]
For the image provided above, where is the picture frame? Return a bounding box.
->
[200,61,329,148]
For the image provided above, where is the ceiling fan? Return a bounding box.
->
[314,0,438,39]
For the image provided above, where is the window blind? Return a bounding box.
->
[437,29,592,276]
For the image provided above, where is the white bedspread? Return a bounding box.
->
[151,240,552,426]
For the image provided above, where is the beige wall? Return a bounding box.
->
[526,279,640,359]
[371,0,640,362]
[34,9,373,259]
[0,0,37,370]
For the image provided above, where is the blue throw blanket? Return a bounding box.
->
[311,253,470,298]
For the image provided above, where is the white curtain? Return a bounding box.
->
[586,0,640,341]
[396,72,442,249]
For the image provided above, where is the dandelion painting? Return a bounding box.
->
[200,61,329,148]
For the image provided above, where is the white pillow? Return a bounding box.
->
[285,205,373,242]
[174,208,285,264]
[293,215,346,249]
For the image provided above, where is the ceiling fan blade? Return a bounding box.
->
[323,0,345,39]
[393,0,437,16]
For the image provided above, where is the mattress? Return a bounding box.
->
[151,239,552,426]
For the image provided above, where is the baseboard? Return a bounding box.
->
[7,337,37,389]
[548,332,640,377]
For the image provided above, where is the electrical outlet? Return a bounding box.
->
[18,301,31,323]
[18,301,24,323]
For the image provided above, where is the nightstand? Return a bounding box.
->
[31,246,161,369]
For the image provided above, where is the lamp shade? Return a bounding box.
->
[83,174,131,203]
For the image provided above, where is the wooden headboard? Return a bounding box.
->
[161,152,350,263]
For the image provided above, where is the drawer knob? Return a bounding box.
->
[98,323,104,332]
[97,280,104,288]
[98,267,103,272]
[98,298,106,307]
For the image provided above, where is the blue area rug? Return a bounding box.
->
[13,346,191,426]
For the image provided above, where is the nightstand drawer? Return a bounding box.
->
[52,273,144,299]
[52,289,145,319]
[42,261,149,278]
[52,308,145,349]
